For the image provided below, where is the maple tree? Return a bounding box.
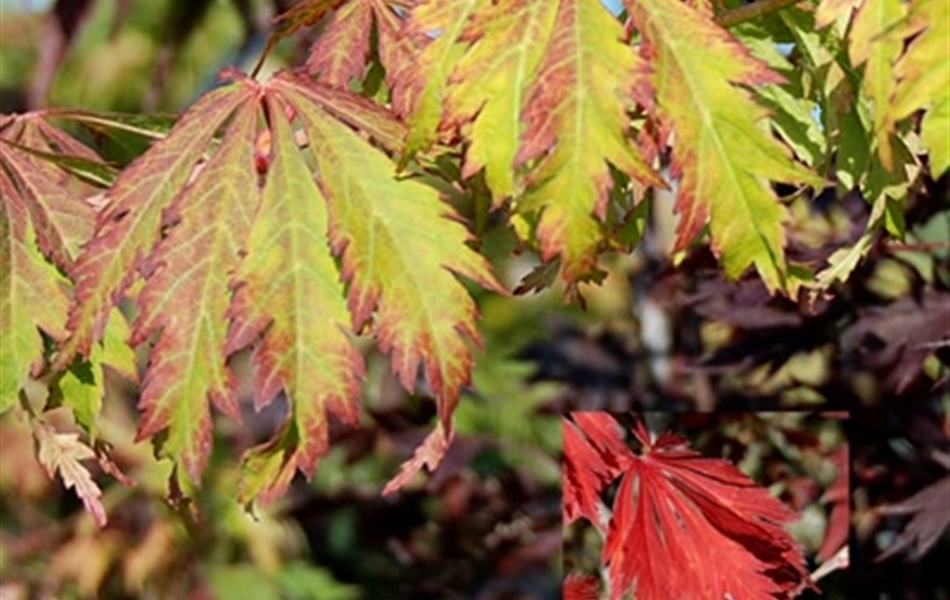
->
[0,0,947,580]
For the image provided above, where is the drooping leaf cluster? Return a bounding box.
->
[2,0,947,520]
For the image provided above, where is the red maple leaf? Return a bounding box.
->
[564,571,601,600]
[563,413,816,600]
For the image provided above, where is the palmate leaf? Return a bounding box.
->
[624,0,823,294]
[563,413,814,600]
[885,0,950,176]
[1,114,102,412]
[305,0,410,91]
[442,0,558,202]
[515,0,662,283]
[225,93,362,504]
[59,71,499,501]
[275,74,503,446]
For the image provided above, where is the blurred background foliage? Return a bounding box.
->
[1,0,948,598]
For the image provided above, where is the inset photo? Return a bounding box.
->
[562,412,848,600]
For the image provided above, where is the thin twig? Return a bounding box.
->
[715,0,805,28]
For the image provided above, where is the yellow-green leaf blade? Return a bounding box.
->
[625,0,823,293]
[278,79,501,427]
[227,92,363,503]
[517,0,662,283]
[131,95,259,483]
[62,84,248,363]
[443,0,559,201]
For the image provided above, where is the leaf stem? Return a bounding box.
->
[714,0,805,28]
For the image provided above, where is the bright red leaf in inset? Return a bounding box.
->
[563,413,815,600]
[563,571,601,600]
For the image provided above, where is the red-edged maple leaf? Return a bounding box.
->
[275,75,503,490]
[624,0,823,294]
[61,83,249,365]
[305,0,410,91]
[441,0,558,202]
[225,92,363,504]
[131,96,260,481]
[391,0,488,158]
[564,413,814,600]
[515,0,662,283]
[1,113,101,412]
[58,69,500,500]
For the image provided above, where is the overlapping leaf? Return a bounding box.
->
[624,0,823,294]
[305,0,410,90]
[276,74,503,439]
[131,98,259,481]
[885,0,950,175]
[225,93,362,503]
[392,0,488,157]
[58,70,499,501]
[515,0,661,283]
[847,0,906,169]
[0,114,101,412]
[61,84,250,364]
[563,413,813,600]
[441,0,558,202]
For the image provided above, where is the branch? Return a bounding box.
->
[715,0,805,28]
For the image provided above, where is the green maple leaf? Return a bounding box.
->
[226,93,363,504]
[847,0,906,170]
[278,75,503,431]
[1,114,102,412]
[885,0,949,176]
[623,0,823,294]
[442,0,558,203]
[515,0,661,284]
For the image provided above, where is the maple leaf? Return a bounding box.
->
[846,0,906,170]
[564,571,601,600]
[441,0,558,202]
[563,413,814,600]
[623,0,823,294]
[131,94,261,482]
[884,0,950,175]
[391,0,487,159]
[514,0,662,284]
[562,412,634,530]
[61,83,251,365]
[225,92,363,504]
[1,113,101,412]
[277,77,501,414]
[305,0,410,91]
[32,419,107,527]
